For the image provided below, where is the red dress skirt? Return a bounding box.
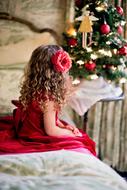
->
[0,100,96,156]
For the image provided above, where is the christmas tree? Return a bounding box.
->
[63,0,127,82]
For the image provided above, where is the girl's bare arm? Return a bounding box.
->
[42,101,75,137]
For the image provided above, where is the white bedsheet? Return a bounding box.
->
[0,150,126,190]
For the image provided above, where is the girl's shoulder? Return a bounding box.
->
[37,91,61,113]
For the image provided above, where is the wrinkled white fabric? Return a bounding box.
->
[0,150,126,190]
[68,77,123,116]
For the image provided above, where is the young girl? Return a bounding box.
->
[0,45,96,156]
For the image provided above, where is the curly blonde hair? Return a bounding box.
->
[19,45,68,109]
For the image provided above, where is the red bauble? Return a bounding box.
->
[84,61,96,71]
[116,6,123,15]
[118,46,127,55]
[100,23,110,34]
[68,38,78,47]
[117,25,123,34]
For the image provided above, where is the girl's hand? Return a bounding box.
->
[57,119,82,137]
[65,125,82,137]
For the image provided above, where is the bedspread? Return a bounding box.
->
[0,150,126,190]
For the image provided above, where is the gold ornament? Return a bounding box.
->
[76,5,98,48]
[79,16,93,33]
[96,2,108,12]
[79,16,93,48]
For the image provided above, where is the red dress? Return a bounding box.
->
[0,100,96,156]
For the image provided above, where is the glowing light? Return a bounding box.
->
[86,47,92,52]
[98,49,112,57]
[119,78,127,83]
[121,21,126,26]
[106,41,111,45]
[72,79,80,85]
[89,74,98,80]
[76,60,84,65]
[95,6,104,11]
[91,54,98,59]
[111,66,117,71]
[113,49,117,54]
[66,26,77,36]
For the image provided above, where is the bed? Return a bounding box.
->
[0,65,127,190]
[0,150,126,190]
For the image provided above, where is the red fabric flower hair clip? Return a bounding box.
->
[51,50,72,73]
